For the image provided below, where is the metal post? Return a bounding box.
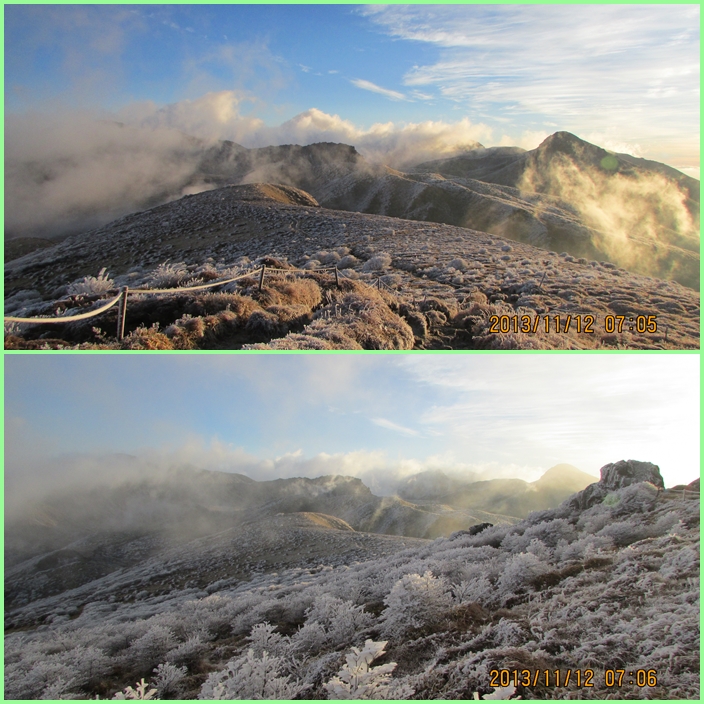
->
[258,266,266,292]
[116,286,128,341]
[334,266,340,288]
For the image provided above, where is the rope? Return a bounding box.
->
[128,269,260,294]
[4,291,123,324]
[264,265,339,273]
[3,265,342,327]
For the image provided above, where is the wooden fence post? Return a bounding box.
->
[258,266,266,292]
[334,266,340,289]
[116,287,128,341]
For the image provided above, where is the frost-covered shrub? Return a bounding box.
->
[152,662,187,696]
[296,595,375,650]
[576,504,612,534]
[362,253,392,272]
[125,625,177,668]
[490,618,526,646]
[338,254,359,268]
[525,538,552,561]
[291,620,328,654]
[463,523,513,548]
[315,250,341,265]
[164,634,206,666]
[553,534,614,561]
[659,546,699,579]
[245,309,285,337]
[608,481,660,514]
[198,649,303,700]
[147,261,188,288]
[453,575,496,606]
[381,570,452,636]
[67,267,115,295]
[246,622,290,658]
[595,520,649,547]
[38,676,79,700]
[112,678,157,700]
[324,639,413,700]
[497,552,549,599]
[651,511,684,537]
[166,636,207,665]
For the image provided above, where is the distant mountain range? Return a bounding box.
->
[398,463,599,518]
[6,131,699,288]
[6,464,596,574]
[6,458,698,700]
[195,132,700,288]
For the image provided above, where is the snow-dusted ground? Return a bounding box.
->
[4,464,699,699]
[4,185,700,349]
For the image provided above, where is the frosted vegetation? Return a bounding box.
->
[4,184,699,350]
[4,472,699,699]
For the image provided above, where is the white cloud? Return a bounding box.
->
[119,91,493,168]
[361,4,699,158]
[397,355,700,488]
[371,417,418,437]
[4,421,548,509]
[119,90,264,142]
[350,78,407,101]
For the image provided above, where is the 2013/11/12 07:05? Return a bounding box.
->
[487,314,658,334]
[489,668,658,688]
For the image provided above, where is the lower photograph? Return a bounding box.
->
[4,353,700,700]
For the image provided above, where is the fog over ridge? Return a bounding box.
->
[5,97,496,240]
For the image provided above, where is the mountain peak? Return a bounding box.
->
[533,463,598,488]
[535,131,606,160]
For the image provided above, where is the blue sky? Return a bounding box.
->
[5,353,700,493]
[4,3,700,175]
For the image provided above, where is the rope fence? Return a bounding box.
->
[4,264,358,341]
[4,290,124,325]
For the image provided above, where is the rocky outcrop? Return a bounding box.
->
[600,459,665,491]
[449,522,493,540]
[566,459,664,510]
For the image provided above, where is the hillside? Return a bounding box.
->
[5,183,699,351]
[4,460,699,699]
[4,463,598,610]
[325,132,699,288]
[5,466,522,582]
[400,464,598,519]
[6,132,699,289]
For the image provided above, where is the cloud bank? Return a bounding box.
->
[5,94,496,238]
[363,4,700,147]
[3,429,544,517]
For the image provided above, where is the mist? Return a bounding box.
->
[4,94,495,240]
[4,112,212,239]
[4,431,550,525]
[518,153,700,281]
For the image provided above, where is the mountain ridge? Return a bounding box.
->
[5,178,700,350]
[6,131,699,289]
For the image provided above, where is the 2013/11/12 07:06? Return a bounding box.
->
[487,314,658,334]
[489,668,658,688]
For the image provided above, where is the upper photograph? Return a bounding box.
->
[4,4,700,350]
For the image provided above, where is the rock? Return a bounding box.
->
[449,522,493,540]
[600,459,664,491]
[566,459,664,510]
